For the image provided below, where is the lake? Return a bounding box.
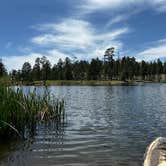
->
[0,83,166,166]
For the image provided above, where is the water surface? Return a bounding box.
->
[0,84,166,166]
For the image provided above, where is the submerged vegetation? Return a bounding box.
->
[0,85,65,139]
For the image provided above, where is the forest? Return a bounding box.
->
[0,50,166,83]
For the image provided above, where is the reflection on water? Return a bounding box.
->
[0,84,166,166]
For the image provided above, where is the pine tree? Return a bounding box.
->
[32,58,41,81]
[0,59,6,77]
[64,57,73,80]
[21,62,32,82]
[40,56,51,81]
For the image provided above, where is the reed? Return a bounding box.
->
[0,85,65,139]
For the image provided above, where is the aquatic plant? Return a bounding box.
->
[0,85,65,139]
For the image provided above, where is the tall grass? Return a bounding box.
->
[0,85,65,139]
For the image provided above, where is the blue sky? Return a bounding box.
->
[1,0,166,70]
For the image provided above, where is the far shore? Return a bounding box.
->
[9,80,166,86]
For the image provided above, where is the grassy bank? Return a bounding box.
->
[2,78,166,86]
[0,85,65,139]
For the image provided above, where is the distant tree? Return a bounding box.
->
[134,61,140,77]
[11,70,17,82]
[64,57,73,80]
[73,60,89,80]
[140,60,148,80]
[152,61,157,75]
[88,58,102,80]
[103,47,115,80]
[113,58,120,80]
[21,62,32,82]
[79,60,89,80]
[163,61,166,74]
[147,62,153,80]
[17,70,22,81]
[128,57,136,80]
[51,64,58,80]
[72,61,82,80]
[163,61,166,81]
[32,58,41,81]
[0,59,6,77]
[104,47,115,62]
[40,56,51,81]
[104,59,115,80]
[6,51,166,83]
[119,57,126,81]
[156,59,163,81]
[57,59,64,80]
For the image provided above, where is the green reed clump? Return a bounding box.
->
[0,85,65,139]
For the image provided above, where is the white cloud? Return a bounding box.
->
[32,19,129,44]
[105,9,141,27]
[3,18,129,71]
[95,27,129,41]
[136,40,166,61]
[32,18,129,57]
[2,50,70,71]
[3,53,44,71]
[69,40,123,61]
[4,0,166,71]
[106,15,131,27]
[17,46,32,53]
[81,0,166,14]
[152,0,166,12]
[30,19,129,63]
[32,19,94,49]
[81,0,146,13]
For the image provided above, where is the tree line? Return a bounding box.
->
[5,56,166,82]
[0,55,166,82]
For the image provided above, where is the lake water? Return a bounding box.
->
[0,84,166,166]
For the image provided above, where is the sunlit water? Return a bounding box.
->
[0,84,166,166]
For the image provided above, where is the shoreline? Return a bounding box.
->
[10,80,166,86]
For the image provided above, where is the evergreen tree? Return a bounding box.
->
[11,70,17,82]
[32,58,41,81]
[163,61,166,74]
[40,56,51,81]
[140,60,148,80]
[64,57,73,80]
[120,57,128,81]
[21,62,32,81]
[57,59,64,80]
[51,64,58,80]
[0,59,6,77]
[113,58,120,80]
[5,52,166,83]
[156,59,163,81]
[88,58,102,80]
[73,61,82,80]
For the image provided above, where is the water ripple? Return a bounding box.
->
[0,84,166,166]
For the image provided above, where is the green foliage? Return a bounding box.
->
[64,57,73,80]
[0,85,65,139]
[40,56,51,81]
[10,55,166,82]
[0,59,7,77]
[22,62,32,82]
[32,58,41,81]
[164,62,166,74]
[88,58,102,80]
